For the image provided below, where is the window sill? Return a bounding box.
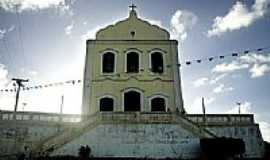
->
[101,73,119,76]
[149,72,165,76]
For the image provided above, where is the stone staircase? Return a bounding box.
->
[32,113,216,157]
[173,114,217,138]
[32,113,101,157]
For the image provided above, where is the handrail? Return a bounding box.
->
[0,111,255,125]
[186,114,254,124]
[0,110,82,123]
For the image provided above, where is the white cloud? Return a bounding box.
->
[0,64,14,111]
[65,22,74,35]
[193,77,209,87]
[192,73,228,88]
[0,0,73,13]
[242,53,270,78]
[170,10,197,41]
[240,53,270,63]
[208,0,270,37]
[212,61,249,73]
[213,83,234,94]
[7,25,15,32]
[81,26,102,40]
[0,64,10,88]
[210,73,227,84]
[0,25,15,40]
[212,53,270,78]
[0,29,6,40]
[249,63,270,78]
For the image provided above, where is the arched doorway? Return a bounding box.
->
[124,90,141,111]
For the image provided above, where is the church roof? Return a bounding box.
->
[96,9,170,40]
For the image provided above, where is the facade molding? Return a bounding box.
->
[124,48,143,54]
[148,48,167,54]
[99,48,119,54]
[92,77,173,82]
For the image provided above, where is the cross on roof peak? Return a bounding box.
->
[129,3,137,11]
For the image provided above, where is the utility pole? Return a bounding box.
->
[237,102,241,114]
[12,78,28,153]
[12,78,29,113]
[58,95,64,132]
[202,97,207,123]
[60,95,64,122]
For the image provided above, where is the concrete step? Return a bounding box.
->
[32,113,101,157]
[173,114,217,138]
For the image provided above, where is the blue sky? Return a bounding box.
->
[0,0,270,141]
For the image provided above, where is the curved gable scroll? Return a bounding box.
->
[96,11,170,40]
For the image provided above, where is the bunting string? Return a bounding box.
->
[177,46,270,67]
[0,46,270,93]
[0,80,81,93]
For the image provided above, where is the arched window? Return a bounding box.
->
[151,97,166,112]
[151,52,163,73]
[100,97,114,111]
[126,52,139,73]
[102,52,115,73]
[124,90,141,111]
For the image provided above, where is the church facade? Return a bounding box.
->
[0,7,266,160]
[82,9,184,115]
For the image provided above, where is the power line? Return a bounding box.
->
[0,80,81,92]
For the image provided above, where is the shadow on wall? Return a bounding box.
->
[200,137,245,160]
[32,142,270,160]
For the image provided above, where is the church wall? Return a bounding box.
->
[51,123,265,159]
[89,41,176,80]
[0,121,62,156]
[83,40,181,115]
[0,117,265,159]
[90,81,175,113]
[52,124,201,159]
